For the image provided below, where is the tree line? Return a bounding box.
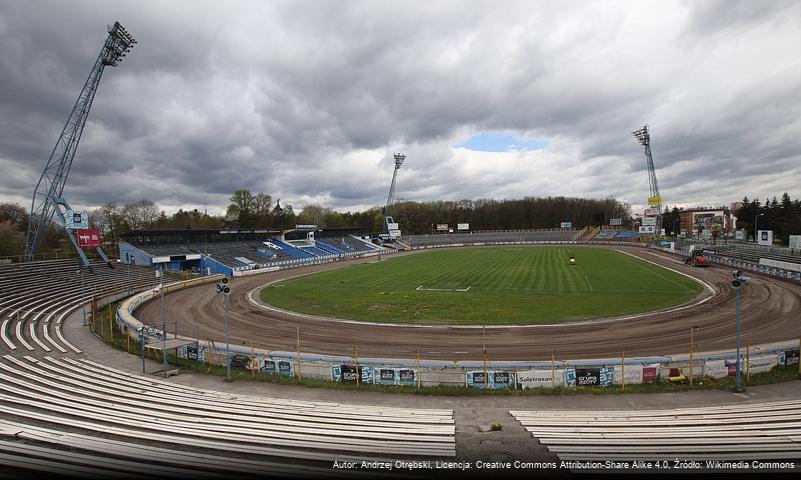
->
[733,194,801,243]
[658,193,801,244]
[1,192,632,257]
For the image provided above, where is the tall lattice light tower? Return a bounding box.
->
[632,125,662,237]
[383,153,406,238]
[25,22,136,261]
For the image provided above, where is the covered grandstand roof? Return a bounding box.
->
[124,228,284,237]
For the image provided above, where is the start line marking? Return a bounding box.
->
[416,285,471,292]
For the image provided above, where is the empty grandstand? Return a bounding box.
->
[120,228,383,276]
[513,402,801,463]
[0,355,455,477]
[400,229,644,248]
[0,259,176,354]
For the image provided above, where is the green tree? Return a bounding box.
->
[0,221,25,257]
[227,190,256,226]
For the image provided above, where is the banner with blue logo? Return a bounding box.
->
[375,368,417,386]
[263,359,294,376]
[466,370,516,389]
[332,365,374,384]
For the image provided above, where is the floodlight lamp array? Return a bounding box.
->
[102,21,137,67]
[632,126,649,146]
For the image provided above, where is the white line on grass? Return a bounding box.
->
[416,285,471,292]
[583,274,594,292]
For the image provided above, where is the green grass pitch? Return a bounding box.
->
[259,247,704,325]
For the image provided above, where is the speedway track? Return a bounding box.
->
[136,246,801,362]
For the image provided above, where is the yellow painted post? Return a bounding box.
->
[353,346,360,387]
[296,326,303,383]
[689,326,696,386]
[251,345,256,380]
[746,343,751,384]
[206,337,214,374]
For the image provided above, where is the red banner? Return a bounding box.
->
[77,229,101,248]
[641,367,658,383]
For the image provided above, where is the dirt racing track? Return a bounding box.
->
[136,246,801,363]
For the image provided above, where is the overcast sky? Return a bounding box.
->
[1,0,800,217]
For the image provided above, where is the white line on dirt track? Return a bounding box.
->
[416,286,471,292]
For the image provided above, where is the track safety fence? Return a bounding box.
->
[115,277,801,390]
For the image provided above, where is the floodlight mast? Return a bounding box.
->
[25,22,136,261]
[632,125,662,237]
[383,153,405,236]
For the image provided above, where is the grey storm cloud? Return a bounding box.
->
[0,0,800,217]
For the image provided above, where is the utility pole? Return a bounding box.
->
[215,277,231,380]
[732,270,752,392]
[160,266,167,378]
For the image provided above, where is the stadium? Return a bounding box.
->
[2,7,801,479]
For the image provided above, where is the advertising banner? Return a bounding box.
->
[641,217,657,226]
[610,218,622,226]
[758,230,774,246]
[332,365,374,384]
[466,371,516,389]
[790,235,801,249]
[599,367,613,386]
[647,196,662,206]
[703,360,728,379]
[779,349,799,366]
[691,211,725,238]
[641,365,659,383]
[180,344,205,362]
[76,229,101,248]
[735,230,747,241]
[725,359,743,376]
[573,368,600,387]
[644,207,659,216]
[375,368,417,386]
[638,226,655,234]
[263,359,294,376]
[560,222,572,228]
[436,224,449,231]
[457,223,469,230]
[747,355,777,374]
[759,258,801,273]
[65,210,89,230]
[612,364,643,385]
[518,369,566,389]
